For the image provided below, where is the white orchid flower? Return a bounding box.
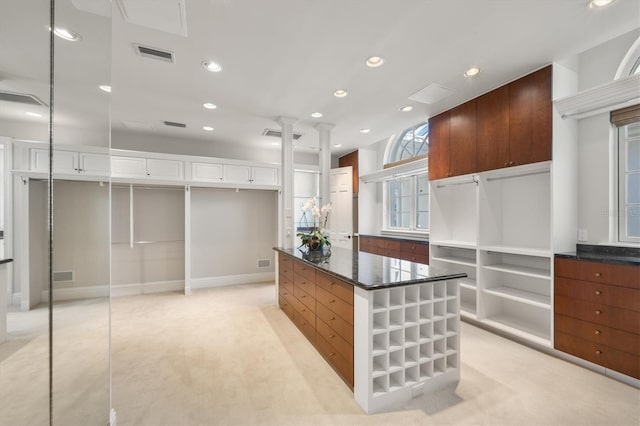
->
[321,203,332,215]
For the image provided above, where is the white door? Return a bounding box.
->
[328,166,353,249]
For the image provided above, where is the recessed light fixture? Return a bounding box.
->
[52,26,81,41]
[271,142,280,146]
[333,144,342,148]
[202,61,222,72]
[333,89,348,98]
[587,0,615,8]
[311,112,323,118]
[464,67,480,77]
[400,105,413,112]
[99,85,111,93]
[203,102,217,109]
[203,126,214,131]
[366,56,384,68]
[26,112,42,117]
[360,128,371,134]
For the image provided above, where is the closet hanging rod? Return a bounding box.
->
[486,169,549,182]
[436,176,478,188]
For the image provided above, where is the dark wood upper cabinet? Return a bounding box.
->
[508,65,552,166]
[449,99,477,177]
[428,111,450,181]
[477,85,509,172]
[338,150,359,193]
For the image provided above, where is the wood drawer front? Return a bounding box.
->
[398,252,429,264]
[555,295,639,334]
[316,302,354,344]
[279,274,294,295]
[293,272,316,297]
[555,331,640,379]
[315,333,354,387]
[278,256,294,281]
[316,318,353,361]
[316,272,354,305]
[278,295,294,321]
[400,242,429,256]
[293,298,315,328]
[376,239,401,251]
[362,245,378,255]
[378,247,399,258]
[293,260,316,282]
[555,258,639,289]
[316,285,354,325]
[555,277,640,312]
[293,308,316,343]
[555,314,639,356]
[293,284,316,314]
[281,289,299,312]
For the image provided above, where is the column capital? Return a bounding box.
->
[276,116,298,127]
[314,122,336,132]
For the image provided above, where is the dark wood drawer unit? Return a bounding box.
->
[277,252,355,388]
[279,256,294,282]
[359,235,429,265]
[554,256,640,379]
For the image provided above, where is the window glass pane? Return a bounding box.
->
[628,172,640,204]
[400,197,412,212]
[400,177,412,193]
[399,212,411,228]
[627,138,640,171]
[626,206,640,238]
[416,212,429,229]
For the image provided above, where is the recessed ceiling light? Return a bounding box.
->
[99,85,111,93]
[203,126,214,131]
[587,0,615,8]
[366,56,385,68]
[333,89,348,98]
[311,112,323,118]
[203,102,217,109]
[464,67,480,77]
[333,144,342,148]
[52,26,81,41]
[271,142,280,146]
[360,128,371,133]
[26,112,42,117]
[202,61,222,72]
[400,105,413,112]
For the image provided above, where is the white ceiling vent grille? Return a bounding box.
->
[163,120,186,128]
[135,44,175,63]
[409,83,454,105]
[0,90,48,107]
[263,129,303,140]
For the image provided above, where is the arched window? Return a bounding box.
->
[387,122,429,164]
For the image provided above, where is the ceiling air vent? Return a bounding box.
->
[163,120,186,128]
[263,129,303,140]
[0,90,48,106]
[134,44,175,63]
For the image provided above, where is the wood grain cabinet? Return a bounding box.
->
[278,254,354,388]
[359,236,429,264]
[476,86,510,172]
[554,257,640,379]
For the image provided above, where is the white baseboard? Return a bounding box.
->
[11,292,21,306]
[190,272,275,290]
[42,285,109,302]
[111,280,184,297]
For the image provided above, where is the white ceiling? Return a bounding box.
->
[1,0,639,156]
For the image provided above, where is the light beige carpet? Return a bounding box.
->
[111,283,640,426]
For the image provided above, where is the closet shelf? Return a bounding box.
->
[483,286,551,309]
[482,315,551,347]
[481,263,550,279]
[479,245,551,258]
[431,255,476,267]
[459,278,477,290]
[430,240,476,250]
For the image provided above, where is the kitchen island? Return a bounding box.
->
[273,246,466,414]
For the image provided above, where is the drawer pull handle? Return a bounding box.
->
[301,309,306,312]
[330,317,336,321]
[595,290,602,295]
[330,299,336,303]
[595,350,602,355]
[301,295,306,298]
[595,310,601,315]
[329,352,335,357]
[594,330,601,335]
[595,272,602,277]
[329,334,335,338]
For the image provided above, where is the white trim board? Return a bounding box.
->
[111,280,184,298]
[41,285,110,302]
[190,272,275,290]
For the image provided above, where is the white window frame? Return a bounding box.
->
[382,171,429,236]
[618,123,640,243]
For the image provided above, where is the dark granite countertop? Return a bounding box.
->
[358,234,429,244]
[274,246,465,290]
[556,244,639,266]
[0,258,13,265]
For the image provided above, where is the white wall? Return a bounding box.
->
[0,119,109,147]
[190,187,277,279]
[576,29,639,244]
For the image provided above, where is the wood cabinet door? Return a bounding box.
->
[449,100,477,177]
[428,111,450,180]
[477,86,510,172]
[508,65,552,167]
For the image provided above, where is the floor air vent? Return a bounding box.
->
[163,120,186,128]
[134,44,175,63]
[263,129,303,140]
[53,271,74,283]
[0,90,48,106]
[257,259,271,268]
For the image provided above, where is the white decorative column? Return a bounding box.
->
[315,123,335,207]
[277,116,297,249]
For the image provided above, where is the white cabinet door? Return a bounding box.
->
[30,149,79,174]
[223,164,252,183]
[252,166,278,185]
[328,167,353,249]
[147,158,184,179]
[191,162,223,182]
[79,153,110,176]
[111,156,147,178]
[30,148,49,173]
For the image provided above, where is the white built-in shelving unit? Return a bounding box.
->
[355,280,460,414]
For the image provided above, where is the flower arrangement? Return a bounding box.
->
[297,197,332,252]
